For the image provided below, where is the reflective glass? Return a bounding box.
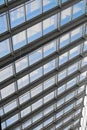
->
[43,0,58,12]
[1,83,15,99]
[29,48,42,65]
[26,0,42,20]
[0,13,7,34]
[60,33,69,48]
[73,1,84,19]
[43,40,56,57]
[43,15,57,35]
[10,5,25,28]
[27,22,42,43]
[61,7,71,26]
[12,30,26,50]
[30,67,42,82]
[15,56,28,72]
[0,39,10,58]
[0,64,13,82]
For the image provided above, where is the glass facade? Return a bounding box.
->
[0,0,87,130]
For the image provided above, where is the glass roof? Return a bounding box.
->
[0,0,87,130]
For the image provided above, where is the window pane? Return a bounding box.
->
[59,52,68,65]
[0,39,10,58]
[6,114,19,126]
[44,40,56,57]
[29,48,42,65]
[1,83,15,99]
[44,92,54,103]
[10,5,25,28]
[44,77,55,90]
[0,64,13,82]
[44,60,55,74]
[84,41,87,51]
[32,99,43,111]
[4,100,17,113]
[21,106,31,117]
[26,0,42,20]
[27,22,42,43]
[71,27,82,42]
[69,46,80,59]
[0,13,7,34]
[73,1,84,19]
[60,33,69,48]
[43,15,57,35]
[12,31,26,50]
[15,56,28,73]
[61,7,71,26]
[30,67,42,82]
[31,84,43,97]
[43,0,58,12]
[19,92,30,104]
[17,75,29,90]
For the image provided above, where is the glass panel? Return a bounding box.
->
[71,27,82,42]
[69,46,80,59]
[82,57,87,66]
[44,92,54,103]
[73,1,84,19]
[59,52,68,65]
[31,84,43,97]
[58,85,66,94]
[32,99,43,111]
[44,77,55,90]
[43,0,58,12]
[44,117,53,126]
[43,40,56,57]
[61,7,71,26]
[10,5,25,28]
[19,92,30,104]
[30,67,42,82]
[0,0,4,5]
[6,114,19,126]
[1,83,15,99]
[29,48,42,65]
[84,41,87,51]
[4,100,17,113]
[27,22,42,43]
[44,60,55,74]
[33,112,42,123]
[43,15,57,35]
[22,119,31,129]
[0,39,10,58]
[12,30,26,50]
[15,56,28,73]
[58,69,67,81]
[17,75,29,90]
[0,64,13,82]
[67,78,76,89]
[21,106,31,117]
[26,0,42,20]
[44,105,54,115]
[60,33,69,48]
[68,63,78,75]
[0,13,7,34]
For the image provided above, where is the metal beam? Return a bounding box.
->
[3,92,85,130]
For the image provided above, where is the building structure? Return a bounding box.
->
[0,0,87,130]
